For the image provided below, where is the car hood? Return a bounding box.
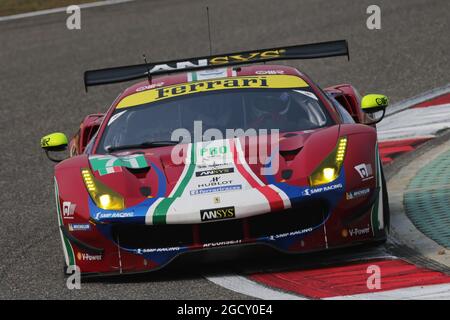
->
[87,126,341,224]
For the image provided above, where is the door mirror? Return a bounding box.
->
[361,94,389,113]
[361,94,389,124]
[41,133,68,162]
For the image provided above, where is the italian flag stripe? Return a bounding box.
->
[230,138,285,212]
[152,143,197,224]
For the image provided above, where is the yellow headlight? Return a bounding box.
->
[309,137,347,187]
[81,168,125,210]
[323,168,336,181]
[99,194,111,207]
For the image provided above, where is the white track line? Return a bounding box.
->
[325,283,450,300]
[0,0,135,22]
[378,103,450,140]
[206,274,306,300]
[386,84,450,117]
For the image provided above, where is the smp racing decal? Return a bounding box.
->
[268,228,314,240]
[89,154,149,175]
[94,211,134,220]
[116,75,309,108]
[302,183,343,196]
[136,247,181,254]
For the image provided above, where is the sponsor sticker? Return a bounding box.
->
[196,162,233,169]
[136,247,181,254]
[188,68,236,81]
[195,167,234,177]
[68,223,90,231]
[302,183,343,196]
[354,163,374,181]
[62,202,76,219]
[200,206,236,222]
[199,145,228,157]
[197,176,233,188]
[190,185,242,196]
[116,75,309,108]
[269,227,313,240]
[348,226,371,237]
[94,211,134,220]
[255,70,285,75]
[76,252,102,261]
[203,239,242,248]
[135,82,165,92]
[346,188,371,200]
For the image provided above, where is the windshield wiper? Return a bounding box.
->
[106,140,180,153]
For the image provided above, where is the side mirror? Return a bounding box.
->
[361,94,389,124]
[41,132,68,162]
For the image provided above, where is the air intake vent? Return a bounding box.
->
[126,167,150,175]
[279,148,302,161]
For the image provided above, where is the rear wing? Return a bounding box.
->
[84,40,349,90]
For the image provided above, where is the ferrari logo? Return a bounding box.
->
[213,196,221,204]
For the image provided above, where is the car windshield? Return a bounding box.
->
[97,88,333,153]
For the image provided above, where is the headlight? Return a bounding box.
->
[81,168,125,210]
[309,137,347,186]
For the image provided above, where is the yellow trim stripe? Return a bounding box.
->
[117,75,309,109]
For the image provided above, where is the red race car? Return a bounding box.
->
[41,40,390,276]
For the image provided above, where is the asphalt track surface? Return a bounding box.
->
[0,0,448,299]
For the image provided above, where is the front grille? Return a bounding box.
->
[112,200,328,249]
[112,224,193,248]
[249,200,327,238]
[199,218,244,244]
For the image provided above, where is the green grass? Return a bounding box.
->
[0,0,97,17]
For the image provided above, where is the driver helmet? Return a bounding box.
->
[251,91,291,118]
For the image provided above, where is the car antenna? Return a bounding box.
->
[206,6,213,55]
[143,54,152,84]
